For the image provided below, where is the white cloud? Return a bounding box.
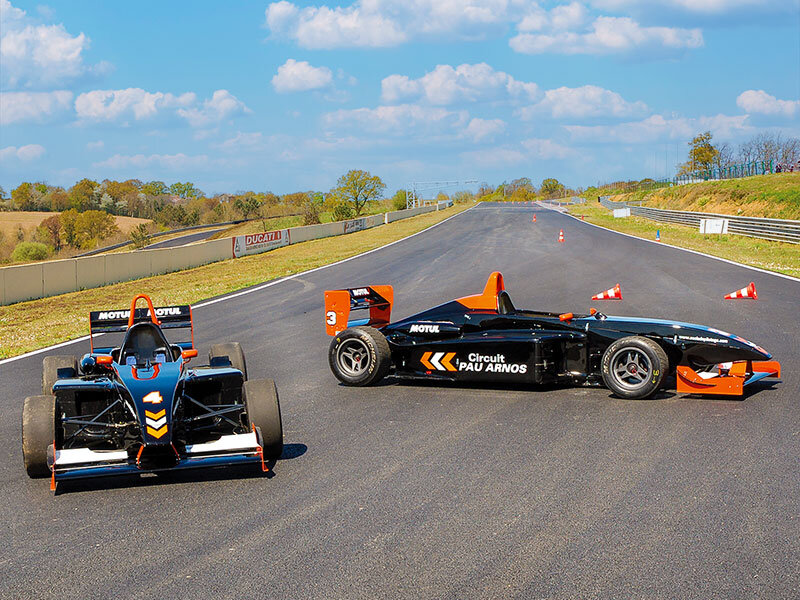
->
[589,0,779,14]
[272,59,333,92]
[266,0,532,49]
[566,113,751,143]
[324,103,469,135]
[0,0,109,89]
[177,90,250,127]
[519,85,648,119]
[217,131,265,151]
[74,88,249,127]
[381,63,538,105]
[510,16,703,55]
[462,137,574,166]
[75,88,195,122]
[736,90,799,118]
[86,140,104,150]
[0,90,73,124]
[464,118,506,142]
[266,0,406,49]
[93,153,210,170]
[518,2,588,32]
[0,143,46,161]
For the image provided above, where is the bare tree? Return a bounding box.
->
[713,142,735,170]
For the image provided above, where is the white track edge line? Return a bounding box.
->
[0,207,473,366]
[545,205,800,284]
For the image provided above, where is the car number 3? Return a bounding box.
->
[326,311,337,325]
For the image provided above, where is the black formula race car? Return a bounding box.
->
[324,272,781,399]
[22,294,283,490]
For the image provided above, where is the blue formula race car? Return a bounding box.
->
[22,294,282,490]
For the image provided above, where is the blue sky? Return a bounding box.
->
[1,0,798,196]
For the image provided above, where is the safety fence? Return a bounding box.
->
[597,161,776,195]
[598,196,800,244]
[0,202,453,306]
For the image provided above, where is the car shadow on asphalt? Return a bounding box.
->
[347,375,782,402]
[53,442,308,495]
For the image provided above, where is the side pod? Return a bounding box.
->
[324,285,394,336]
[676,360,781,396]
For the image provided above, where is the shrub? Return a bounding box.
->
[130,223,151,249]
[331,201,355,221]
[301,201,321,225]
[11,241,51,262]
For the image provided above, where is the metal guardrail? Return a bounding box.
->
[76,219,249,257]
[598,196,800,244]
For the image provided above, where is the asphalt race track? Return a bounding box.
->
[1,203,798,599]
[145,228,225,249]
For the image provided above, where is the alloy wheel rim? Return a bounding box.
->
[337,339,370,377]
[610,348,652,390]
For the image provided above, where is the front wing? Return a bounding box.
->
[47,430,268,490]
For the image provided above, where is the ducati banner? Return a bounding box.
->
[232,229,290,258]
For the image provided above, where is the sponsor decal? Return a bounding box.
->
[678,335,728,344]
[351,288,370,297]
[420,351,528,374]
[96,307,183,320]
[410,324,440,334]
[232,229,289,258]
[344,218,367,234]
[145,408,168,439]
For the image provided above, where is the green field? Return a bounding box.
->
[607,173,800,220]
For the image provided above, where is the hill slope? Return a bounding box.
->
[611,173,800,220]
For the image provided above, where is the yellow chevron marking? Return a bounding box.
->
[442,352,457,372]
[145,409,166,419]
[420,352,435,370]
[147,425,168,439]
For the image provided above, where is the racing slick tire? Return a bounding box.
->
[243,379,283,460]
[328,326,391,387]
[209,342,247,381]
[22,395,56,478]
[601,336,668,400]
[42,355,78,395]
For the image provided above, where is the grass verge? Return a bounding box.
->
[568,200,800,279]
[0,204,469,359]
[609,173,800,220]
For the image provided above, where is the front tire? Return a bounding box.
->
[243,379,283,460]
[601,336,668,399]
[209,342,247,380]
[22,395,56,478]
[328,326,391,386]
[42,355,78,395]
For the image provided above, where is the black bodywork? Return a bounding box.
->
[325,272,778,394]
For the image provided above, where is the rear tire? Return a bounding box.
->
[243,379,283,460]
[209,342,247,380]
[601,336,668,399]
[22,395,56,478]
[42,355,78,395]
[328,326,391,386]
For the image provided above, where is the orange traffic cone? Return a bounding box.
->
[580,215,585,221]
[592,283,622,300]
[724,282,757,300]
[532,214,537,223]
[558,229,565,243]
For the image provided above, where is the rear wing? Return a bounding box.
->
[324,286,393,336]
[89,294,194,351]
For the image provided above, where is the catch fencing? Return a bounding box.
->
[598,196,800,244]
[0,201,453,306]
